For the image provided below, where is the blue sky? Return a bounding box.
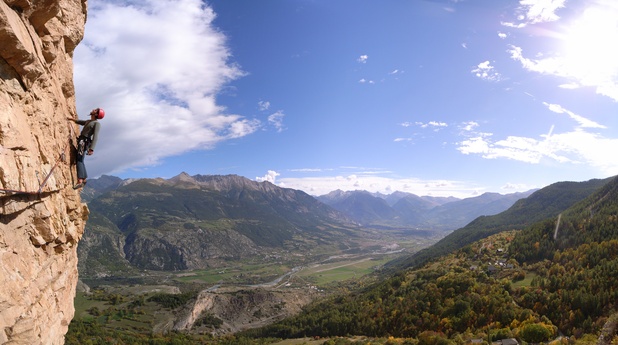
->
[73,0,618,197]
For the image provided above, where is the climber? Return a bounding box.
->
[68,107,104,189]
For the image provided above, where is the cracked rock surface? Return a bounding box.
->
[0,0,88,343]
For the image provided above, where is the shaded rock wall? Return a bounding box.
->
[0,0,87,344]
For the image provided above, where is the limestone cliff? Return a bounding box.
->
[0,0,87,344]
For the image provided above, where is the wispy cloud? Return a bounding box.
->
[258,101,271,111]
[461,121,479,132]
[456,118,618,175]
[416,121,448,129]
[543,102,606,129]
[508,45,565,76]
[74,0,255,176]
[268,110,286,132]
[400,121,448,129]
[394,137,413,142]
[357,54,368,63]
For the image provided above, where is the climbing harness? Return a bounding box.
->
[76,136,91,156]
[0,120,77,196]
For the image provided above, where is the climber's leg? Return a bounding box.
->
[74,152,87,189]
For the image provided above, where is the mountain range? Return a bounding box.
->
[78,173,531,278]
[79,173,356,275]
[318,189,534,230]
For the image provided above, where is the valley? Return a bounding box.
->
[71,173,454,339]
[73,232,427,337]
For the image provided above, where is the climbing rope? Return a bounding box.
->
[0,120,77,196]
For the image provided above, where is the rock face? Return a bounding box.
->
[0,0,87,344]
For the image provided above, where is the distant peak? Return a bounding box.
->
[168,172,198,186]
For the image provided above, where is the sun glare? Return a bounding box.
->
[561,5,618,86]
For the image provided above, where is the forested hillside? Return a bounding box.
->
[392,177,611,270]
[506,176,618,334]
[510,175,618,262]
[245,232,554,341]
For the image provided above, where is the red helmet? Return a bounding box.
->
[96,108,105,119]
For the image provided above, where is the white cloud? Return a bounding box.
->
[264,166,491,198]
[501,0,566,27]
[543,102,606,129]
[74,0,255,176]
[471,61,502,82]
[520,0,565,24]
[268,110,286,132]
[461,121,479,131]
[508,45,561,74]
[278,174,483,198]
[416,121,448,129]
[228,118,262,139]
[357,55,368,63]
[457,136,491,155]
[511,44,618,100]
[500,21,526,29]
[256,170,280,184]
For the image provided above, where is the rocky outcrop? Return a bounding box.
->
[172,287,318,335]
[0,0,87,344]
